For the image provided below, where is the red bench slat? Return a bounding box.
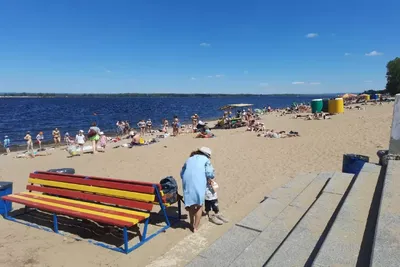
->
[33,171,162,190]
[2,195,133,227]
[26,185,154,211]
[30,173,155,194]
[18,193,147,221]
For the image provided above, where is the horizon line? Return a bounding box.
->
[0,92,361,96]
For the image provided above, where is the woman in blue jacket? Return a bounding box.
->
[180,147,214,232]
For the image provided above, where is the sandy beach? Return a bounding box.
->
[0,103,393,267]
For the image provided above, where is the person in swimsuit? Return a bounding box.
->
[99,132,107,151]
[36,131,44,150]
[138,120,146,135]
[52,128,61,147]
[146,119,152,134]
[130,131,141,146]
[162,118,169,133]
[88,122,100,154]
[191,114,199,133]
[24,131,34,154]
[173,116,180,136]
[75,130,86,156]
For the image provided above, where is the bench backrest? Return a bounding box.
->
[27,171,166,212]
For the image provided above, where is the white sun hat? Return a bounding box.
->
[198,147,212,158]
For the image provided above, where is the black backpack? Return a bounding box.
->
[160,176,178,204]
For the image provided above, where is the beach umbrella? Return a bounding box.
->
[342,93,357,98]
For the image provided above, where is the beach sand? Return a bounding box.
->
[0,103,393,267]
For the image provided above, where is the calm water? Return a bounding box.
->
[0,95,335,144]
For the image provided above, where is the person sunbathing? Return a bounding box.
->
[130,132,141,146]
[293,114,309,119]
[261,130,300,138]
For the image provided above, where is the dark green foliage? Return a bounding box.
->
[386,57,400,95]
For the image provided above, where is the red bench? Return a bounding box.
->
[1,171,181,253]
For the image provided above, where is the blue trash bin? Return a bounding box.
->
[0,182,13,216]
[342,154,369,175]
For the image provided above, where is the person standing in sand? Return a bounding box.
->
[24,131,34,154]
[3,136,11,154]
[88,122,100,154]
[172,115,180,136]
[75,130,86,155]
[180,147,214,232]
[138,120,146,136]
[162,118,169,133]
[146,119,152,134]
[52,128,61,147]
[36,132,44,150]
[191,114,199,132]
[99,132,107,151]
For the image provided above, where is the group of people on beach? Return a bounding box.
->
[5,123,108,157]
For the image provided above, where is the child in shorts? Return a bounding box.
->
[99,132,107,151]
[205,178,229,225]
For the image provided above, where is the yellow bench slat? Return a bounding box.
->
[9,195,139,224]
[22,192,150,218]
[28,178,156,202]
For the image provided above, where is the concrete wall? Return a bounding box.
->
[389,94,400,154]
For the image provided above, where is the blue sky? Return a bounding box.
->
[0,0,398,94]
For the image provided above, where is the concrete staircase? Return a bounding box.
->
[186,162,383,267]
[372,160,400,267]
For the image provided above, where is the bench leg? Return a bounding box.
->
[53,213,59,233]
[123,227,128,254]
[153,185,171,226]
[2,201,8,218]
[178,199,182,220]
[142,218,149,240]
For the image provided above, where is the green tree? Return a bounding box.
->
[386,57,400,95]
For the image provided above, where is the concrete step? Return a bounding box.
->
[230,173,332,267]
[313,163,381,267]
[372,160,400,267]
[265,172,354,267]
[186,172,334,267]
[236,173,332,232]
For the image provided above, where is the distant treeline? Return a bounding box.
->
[0,92,264,98]
[362,89,388,95]
[0,92,324,98]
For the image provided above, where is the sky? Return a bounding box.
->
[0,0,399,94]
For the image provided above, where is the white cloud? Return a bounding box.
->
[344,53,351,56]
[305,33,318,38]
[191,77,196,80]
[292,81,305,85]
[259,83,269,87]
[309,82,321,85]
[364,80,373,83]
[206,74,224,78]
[365,50,383,56]
[200,42,211,47]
